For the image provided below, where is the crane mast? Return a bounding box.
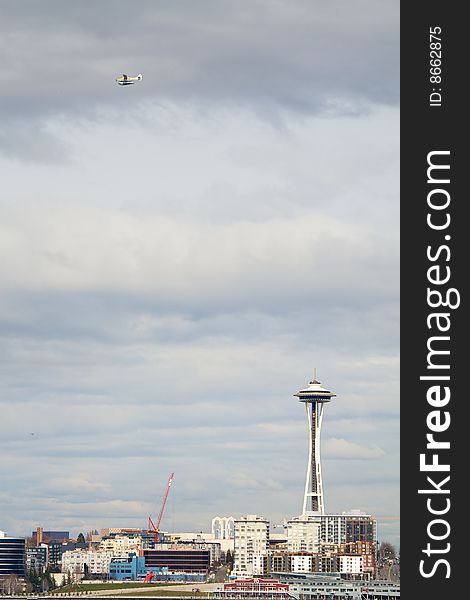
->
[148,472,174,543]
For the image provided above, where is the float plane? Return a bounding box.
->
[116,73,143,86]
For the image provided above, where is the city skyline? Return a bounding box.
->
[1,1,399,547]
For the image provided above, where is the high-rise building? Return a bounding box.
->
[286,515,320,553]
[25,545,48,573]
[345,516,377,543]
[294,373,336,514]
[0,531,25,578]
[319,512,377,545]
[234,515,269,574]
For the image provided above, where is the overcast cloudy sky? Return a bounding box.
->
[0,1,399,547]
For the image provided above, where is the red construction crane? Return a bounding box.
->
[148,472,174,543]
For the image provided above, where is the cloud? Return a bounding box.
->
[0,121,71,164]
[323,437,386,460]
[0,1,399,546]
[0,203,395,306]
[230,474,284,492]
[1,1,399,118]
[47,475,110,496]
[0,1,398,162]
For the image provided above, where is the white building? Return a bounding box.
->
[285,511,376,546]
[286,515,321,553]
[61,550,115,575]
[339,554,363,575]
[212,516,235,540]
[251,554,267,576]
[291,554,314,573]
[234,515,269,575]
[99,534,149,554]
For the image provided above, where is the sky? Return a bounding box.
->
[0,1,400,547]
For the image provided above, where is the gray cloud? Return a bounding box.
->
[2,1,399,114]
[1,1,399,547]
[1,1,398,161]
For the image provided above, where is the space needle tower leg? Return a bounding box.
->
[295,373,336,515]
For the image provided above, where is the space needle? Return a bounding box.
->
[294,370,336,515]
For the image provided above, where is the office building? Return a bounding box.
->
[143,547,210,574]
[0,531,25,578]
[108,553,148,580]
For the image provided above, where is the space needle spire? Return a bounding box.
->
[294,371,336,515]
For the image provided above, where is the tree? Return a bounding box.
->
[26,567,41,592]
[379,541,396,562]
[225,549,234,568]
[2,574,23,595]
[43,567,57,591]
[86,529,99,541]
[377,542,400,581]
[77,533,86,543]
